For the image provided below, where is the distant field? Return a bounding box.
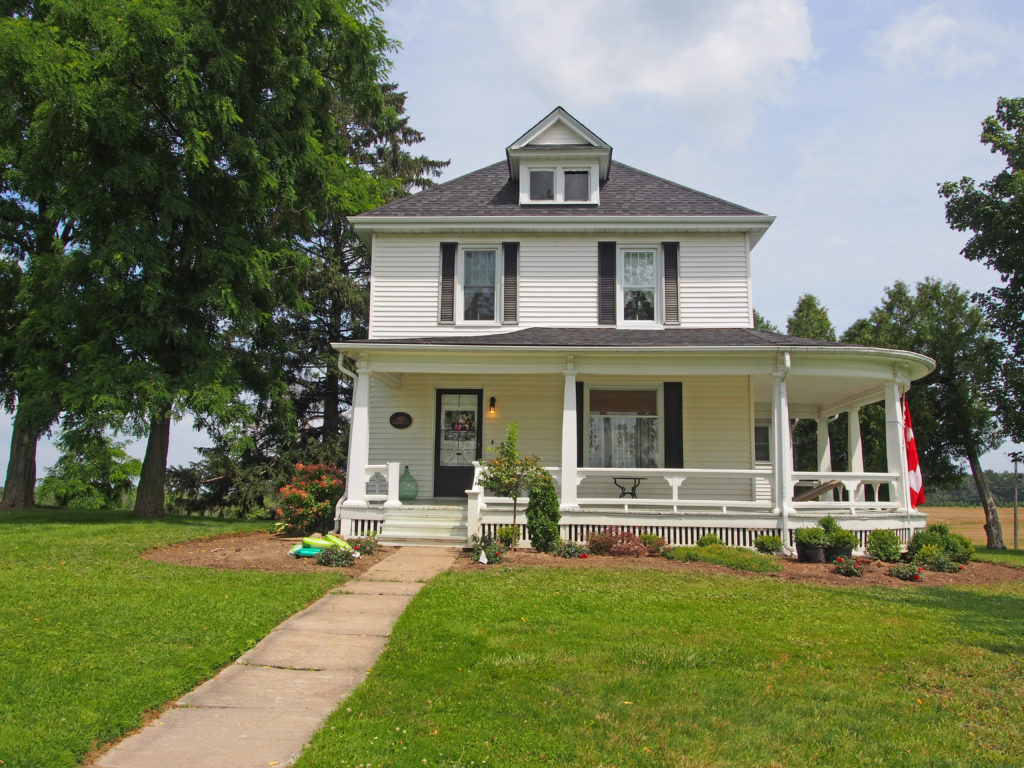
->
[923,505,1022,544]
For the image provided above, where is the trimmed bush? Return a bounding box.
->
[697,533,722,547]
[866,529,902,562]
[793,527,826,547]
[908,524,974,564]
[663,544,783,573]
[753,534,783,555]
[496,526,518,549]
[586,528,648,557]
[914,543,966,573]
[827,528,859,550]
[818,515,840,537]
[639,533,667,556]
[525,472,561,553]
[317,546,355,567]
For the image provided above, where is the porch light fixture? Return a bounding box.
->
[489,396,496,415]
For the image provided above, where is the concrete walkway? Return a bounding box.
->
[97,547,459,768]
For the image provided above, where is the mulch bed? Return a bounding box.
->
[142,530,395,575]
[452,548,1024,587]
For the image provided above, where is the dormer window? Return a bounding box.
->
[520,163,599,205]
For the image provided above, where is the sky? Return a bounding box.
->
[2,0,1023,484]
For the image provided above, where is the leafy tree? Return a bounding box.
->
[787,294,836,341]
[844,279,1007,548]
[753,309,779,333]
[37,430,142,509]
[478,423,545,535]
[940,97,1024,445]
[7,0,404,517]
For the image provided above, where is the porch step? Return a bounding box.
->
[377,507,468,547]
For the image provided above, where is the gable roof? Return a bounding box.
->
[505,106,612,181]
[357,160,765,218]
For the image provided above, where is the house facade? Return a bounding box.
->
[333,108,933,551]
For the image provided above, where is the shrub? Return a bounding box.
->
[496,525,519,549]
[866,529,902,562]
[889,562,924,581]
[914,544,965,573]
[753,534,783,555]
[552,540,588,559]
[793,527,826,547]
[818,515,841,537]
[346,536,378,556]
[525,472,561,553]
[639,533,667,556]
[833,556,865,577]
[697,533,722,547]
[827,528,860,550]
[317,546,355,567]
[275,463,345,535]
[907,524,973,563]
[663,544,783,573]
[470,534,504,564]
[586,528,648,557]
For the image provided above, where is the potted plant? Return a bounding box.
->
[824,528,859,562]
[793,526,826,563]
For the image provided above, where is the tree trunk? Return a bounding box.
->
[966,444,1005,549]
[1,422,38,509]
[322,371,340,440]
[134,411,171,518]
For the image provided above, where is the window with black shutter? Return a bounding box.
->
[502,242,518,324]
[439,242,457,324]
[598,241,616,325]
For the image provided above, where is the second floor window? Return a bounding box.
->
[460,248,499,322]
[621,248,658,323]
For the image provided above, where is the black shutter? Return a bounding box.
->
[598,241,616,325]
[663,242,679,325]
[439,242,457,324]
[664,382,683,468]
[576,380,585,467]
[502,242,518,325]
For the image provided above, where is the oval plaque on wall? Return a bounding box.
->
[389,412,413,429]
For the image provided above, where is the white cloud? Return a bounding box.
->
[866,4,996,76]
[490,0,814,138]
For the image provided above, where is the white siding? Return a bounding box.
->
[532,122,583,145]
[368,232,753,338]
[678,234,751,328]
[368,373,563,499]
[680,376,753,500]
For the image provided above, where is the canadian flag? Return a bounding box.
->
[904,401,926,508]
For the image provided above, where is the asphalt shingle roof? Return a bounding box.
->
[358,161,765,218]
[345,327,849,348]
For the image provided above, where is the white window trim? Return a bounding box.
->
[616,244,662,328]
[455,244,502,326]
[519,162,600,205]
[583,384,664,469]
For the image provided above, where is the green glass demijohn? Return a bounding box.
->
[398,465,419,501]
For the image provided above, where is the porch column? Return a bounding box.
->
[560,366,579,511]
[847,407,865,501]
[815,418,832,472]
[343,371,371,508]
[884,382,910,510]
[771,356,794,546]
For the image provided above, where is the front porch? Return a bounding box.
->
[332,331,934,552]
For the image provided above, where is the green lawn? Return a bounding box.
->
[0,509,344,768]
[974,546,1024,568]
[296,567,1024,768]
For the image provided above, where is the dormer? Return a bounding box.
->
[506,107,612,206]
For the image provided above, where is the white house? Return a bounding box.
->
[332,107,933,551]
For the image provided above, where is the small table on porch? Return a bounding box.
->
[613,477,642,499]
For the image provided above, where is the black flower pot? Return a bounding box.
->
[796,543,826,563]
[824,545,854,562]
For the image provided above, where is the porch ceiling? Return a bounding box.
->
[752,374,887,417]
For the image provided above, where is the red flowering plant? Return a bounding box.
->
[275,463,345,535]
[833,556,865,577]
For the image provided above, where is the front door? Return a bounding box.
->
[434,389,483,498]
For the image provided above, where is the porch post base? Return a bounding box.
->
[382,501,403,509]
[341,499,369,509]
[559,504,581,513]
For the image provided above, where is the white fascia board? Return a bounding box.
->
[330,342,934,382]
[506,107,610,152]
[350,214,776,247]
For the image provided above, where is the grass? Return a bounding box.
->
[663,543,783,573]
[0,508,344,768]
[974,545,1024,568]
[295,567,1024,768]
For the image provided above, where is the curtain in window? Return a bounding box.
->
[589,415,658,467]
